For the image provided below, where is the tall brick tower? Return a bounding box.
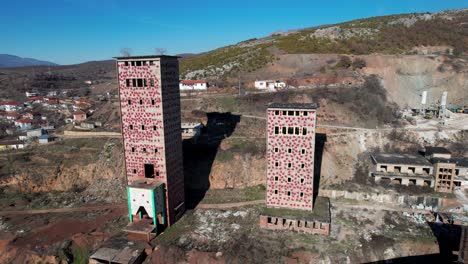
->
[266,103,318,211]
[115,55,185,229]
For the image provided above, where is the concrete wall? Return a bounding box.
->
[320,189,448,211]
[376,162,432,175]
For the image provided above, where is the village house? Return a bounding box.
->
[25,91,38,97]
[370,146,468,193]
[27,96,44,104]
[14,118,34,130]
[23,112,41,120]
[72,110,87,121]
[4,112,21,121]
[181,122,203,138]
[42,97,60,108]
[254,80,286,91]
[38,135,54,144]
[0,140,27,151]
[73,102,90,111]
[27,128,44,139]
[0,101,24,112]
[179,80,208,91]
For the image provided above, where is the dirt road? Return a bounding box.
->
[196,200,265,209]
[0,203,126,216]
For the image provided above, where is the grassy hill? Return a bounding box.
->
[180,9,467,79]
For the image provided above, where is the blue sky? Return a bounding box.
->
[1,0,466,65]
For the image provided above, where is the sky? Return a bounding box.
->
[1,0,466,65]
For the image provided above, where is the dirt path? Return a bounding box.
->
[0,203,126,216]
[196,200,265,209]
[332,201,434,214]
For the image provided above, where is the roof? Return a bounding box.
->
[27,96,43,101]
[1,101,22,106]
[268,103,319,110]
[15,118,33,123]
[5,113,20,117]
[0,140,25,146]
[182,122,203,128]
[372,153,432,166]
[180,80,208,85]
[432,157,468,167]
[72,110,86,115]
[128,180,164,190]
[453,157,468,168]
[425,146,451,155]
[114,55,180,60]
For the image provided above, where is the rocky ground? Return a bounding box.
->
[147,205,441,263]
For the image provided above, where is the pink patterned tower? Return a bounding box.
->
[266,103,318,211]
[115,55,185,226]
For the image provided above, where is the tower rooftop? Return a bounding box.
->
[114,55,180,60]
[267,102,319,110]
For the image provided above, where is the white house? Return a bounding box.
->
[180,80,208,91]
[254,80,286,91]
[25,91,38,97]
[181,122,203,138]
[0,101,24,112]
[14,118,33,130]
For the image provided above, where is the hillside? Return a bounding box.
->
[0,54,58,68]
[180,9,468,80]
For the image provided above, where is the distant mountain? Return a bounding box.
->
[0,54,58,68]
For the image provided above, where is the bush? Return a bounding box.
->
[336,56,352,69]
[352,58,366,69]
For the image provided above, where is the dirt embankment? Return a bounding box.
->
[0,138,127,205]
[249,53,467,109]
[363,54,467,108]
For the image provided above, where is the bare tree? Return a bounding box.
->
[120,48,132,57]
[155,48,167,55]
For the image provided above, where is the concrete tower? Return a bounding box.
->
[115,55,185,229]
[266,103,318,211]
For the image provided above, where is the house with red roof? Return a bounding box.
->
[73,102,91,111]
[14,118,34,130]
[23,112,42,120]
[0,101,24,112]
[72,110,87,121]
[179,80,208,91]
[27,96,44,104]
[4,112,21,121]
[42,97,60,108]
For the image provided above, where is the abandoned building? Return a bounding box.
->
[370,147,468,193]
[115,55,185,240]
[260,103,330,235]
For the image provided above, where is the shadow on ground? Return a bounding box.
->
[183,112,241,209]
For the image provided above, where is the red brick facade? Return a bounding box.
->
[266,104,317,210]
[116,56,185,225]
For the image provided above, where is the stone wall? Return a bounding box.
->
[319,189,454,211]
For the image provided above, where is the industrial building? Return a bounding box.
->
[370,147,468,193]
[261,103,330,235]
[115,55,185,239]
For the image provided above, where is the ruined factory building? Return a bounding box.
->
[115,55,185,240]
[370,147,468,192]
